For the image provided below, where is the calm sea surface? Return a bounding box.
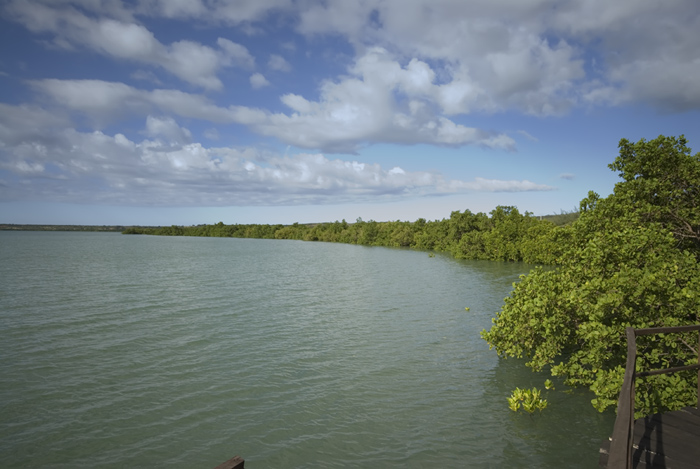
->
[0,232,615,468]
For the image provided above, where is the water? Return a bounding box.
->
[0,232,615,467]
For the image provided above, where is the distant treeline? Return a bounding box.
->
[123,207,578,265]
[0,224,136,232]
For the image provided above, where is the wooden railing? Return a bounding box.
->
[607,324,700,468]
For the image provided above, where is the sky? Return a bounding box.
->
[1,0,699,226]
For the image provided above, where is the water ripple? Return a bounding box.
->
[0,233,614,468]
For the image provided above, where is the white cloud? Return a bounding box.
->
[144,116,192,144]
[217,38,256,69]
[285,0,700,112]
[296,1,583,115]
[249,48,517,151]
[198,0,293,24]
[516,130,538,142]
[4,1,256,90]
[13,160,46,174]
[162,39,223,89]
[297,1,373,41]
[296,0,700,114]
[9,0,699,112]
[130,69,162,84]
[0,108,553,206]
[452,177,556,192]
[268,54,292,72]
[32,77,515,152]
[13,0,699,164]
[141,0,207,19]
[250,73,271,89]
[588,59,700,111]
[31,79,236,123]
[92,19,160,59]
[204,128,220,140]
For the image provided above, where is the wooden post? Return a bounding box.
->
[608,327,637,469]
[626,327,636,469]
[214,455,244,469]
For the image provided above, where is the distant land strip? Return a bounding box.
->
[0,224,161,232]
[0,213,575,234]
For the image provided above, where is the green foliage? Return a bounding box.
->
[483,135,700,417]
[122,206,564,264]
[508,387,548,413]
[611,135,700,252]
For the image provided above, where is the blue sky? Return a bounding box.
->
[1,0,699,226]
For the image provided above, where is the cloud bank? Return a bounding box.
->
[0,107,554,206]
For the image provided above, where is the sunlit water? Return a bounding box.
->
[0,232,614,468]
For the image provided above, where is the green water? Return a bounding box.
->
[0,232,614,467]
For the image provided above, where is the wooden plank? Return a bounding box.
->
[634,430,699,464]
[601,439,700,469]
[632,412,700,464]
[631,456,700,469]
[602,408,700,468]
[214,455,244,469]
[637,410,700,432]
